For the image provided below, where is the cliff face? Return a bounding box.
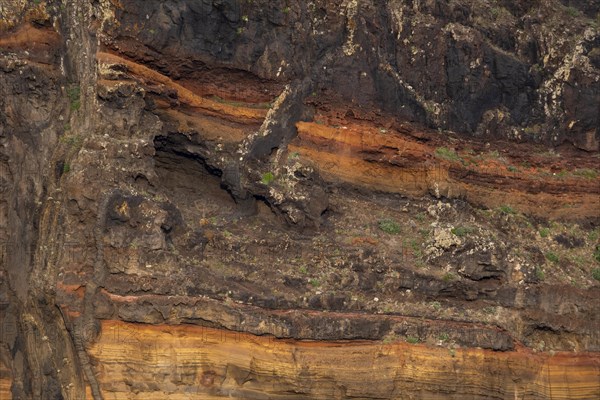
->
[0,1,599,399]
[103,0,599,149]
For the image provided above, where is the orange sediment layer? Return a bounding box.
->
[0,23,59,49]
[291,121,600,220]
[87,319,600,399]
[157,104,253,143]
[0,23,60,64]
[0,359,11,400]
[97,52,269,123]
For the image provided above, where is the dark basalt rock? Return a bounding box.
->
[106,0,598,150]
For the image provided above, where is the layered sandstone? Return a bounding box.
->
[291,120,600,220]
[84,320,600,400]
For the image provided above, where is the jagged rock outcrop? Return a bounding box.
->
[0,1,599,399]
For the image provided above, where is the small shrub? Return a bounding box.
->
[507,165,519,173]
[415,212,426,222]
[408,239,422,258]
[261,172,275,185]
[309,278,320,287]
[573,168,598,180]
[566,6,579,17]
[430,301,442,310]
[451,226,473,237]
[535,267,545,281]
[521,161,532,169]
[241,15,249,22]
[556,170,568,178]
[442,272,455,282]
[282,6,290,13]
[59,134,81,146]
[299,266,308,275]
[378,219,401,234]
[592,268,600,281]
[62,162,70,174]
[539,228,550,238]
[594,245,600,263]
[499,205,515,215]
[406,336,419,344]
[66,85,81,111]
[439,332,450,342]
[435,147,461,162]
[545,252,559,263]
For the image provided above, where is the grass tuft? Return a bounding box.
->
[378,219,401,234]
[499,205,515,215]
[406,336,419,344]
[535,267,545,281]
[545,252,559,263]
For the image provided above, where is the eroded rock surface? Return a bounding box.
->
[0,1,599,399]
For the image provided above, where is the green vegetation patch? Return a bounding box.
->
[378,219,401,234]
[435,147,461,162]
[451,226,474,237]
[66,85,81,111]
[442,272,456,282]
[566,6,579,17]
[406,336,419,344]
[535,267,545,281]
[261,172,275,185]
[499,205,516,215]
[545,252,559,263]
[573,168,598,180]
[59,134,82,147]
